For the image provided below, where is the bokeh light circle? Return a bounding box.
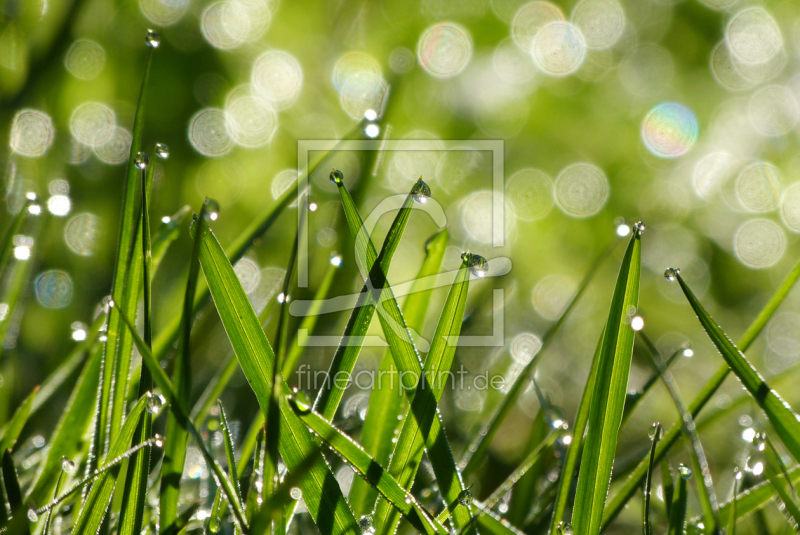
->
[94,126,132,164]
[64,213,100,256]
[554,163,609,217]
[748,85,798,137]
[417,22,473,78]
[389,47,415,74]
[532,275,577,320]
[188,108,233,156]
[10,109,54,157]
[224,86,277,147]
[64,39,106,80]
[570,0,624,49]
[234,258,261,293]
[693,152,737,200]
[70,102,116,147]
[780,183,800,233]
[332,52,381,92]
[339,71,388,120]
[35,270,74,309]
[505,169,553,221]
[734,218,785,268]
[251,50,303,109]
[511,1,564,53]
[641,102,698,158]
[510,333,542,365]
[201,1,249,49]
[272,169,298,200]
[726,8,782,65]
[531,21,586,76]
[735,162,781,213]
[140,0,189,25]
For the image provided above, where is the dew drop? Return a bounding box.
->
[678,464,692,479]
[134,151,149,170]
[556,521,573,535]
[146,392,166,415]
[155,142,170,159]
[145,29,161,48]
[753,432,767,452]
[461,252,489,278]
[648,422,662,441]
[664,267,680,282]
[61,456,75,473]
[633,221,645,235]
[290,486,303,500]
[411,179,431,204]
[290,389,312,414]
[203,198,220,221]
[358,515,375,534]
[330,168,344,185]
[27,509,38,522]
[458,488,473,506]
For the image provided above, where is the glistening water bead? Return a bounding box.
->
[678,464,692,479]
[664,267,680,281]
[633,221,645,235]
[203,198,220,221]
[134,151,149,170]
[330,168,344,185]
[145,29,161,48]
[358,515,375,534]
[461,252,489,278]
[411,179,431,204]
[155,142,169,159]
[458,488,473,506]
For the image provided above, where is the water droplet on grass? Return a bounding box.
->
[678,464,692,479]
[458,489,473,506]
[556,521,573,535]
[134,151,149,170]
[461,252,489,278]
[411,179,431,204]
[203,198,220,221]
[664,267,680,281]
[145,29,161,48]
[147,392,166,414]
[330,168,344,185]
[61,456,75,473]
[27,509,38,522]
[359,515,375,534]
[155,142,170,159]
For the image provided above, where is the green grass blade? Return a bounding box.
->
[314,175,425,420]
[288,398,448,535]
[245,424,265,518]
[474,508,526,535]
[101,39,156,455]
[638,331,719,533]
[282,258,339,377]
[758,434,800,529]
[0,385,36,454]
[2,449,29,534]
[644,424,662,535]
[27,340,102,503]
[0,198,30,279]
[717,465,800,526]
[726,470,740,535]
[196,227,359,535]
[601,254,800,530]
[663,460,675,520]
[160,503,200,535]
[151,206,189,271]
[675,273,800,463]
[115,300,249,530]
[551,328,605,531]
[160,203,209,527]
[374,254,471,535]
[622,347,684,425]
[572,225,642,535]
[507,405,549,526]
[462,240,616,478]
[70,395,148,535]
[218,400,244,504]
[668,466,689,535]
[350,228,448,517]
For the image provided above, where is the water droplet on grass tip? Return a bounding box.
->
[155,142,169,159]
[134,151,149,170]
[330,168,344,185]
[359,515,375,534]
[203,198,220,221]
[61,456,75,473]
[290,388,312,414]
[461,252,489,278]
[145,29,161,48]
[458,489,473,506]
[664,267,680,282]
[678,464,692,479]
[147,392,166,414]
[411,179,431,204]
[633,221,645,235]
[648,422,662,440]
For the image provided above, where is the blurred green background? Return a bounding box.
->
[4,0,800,531]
